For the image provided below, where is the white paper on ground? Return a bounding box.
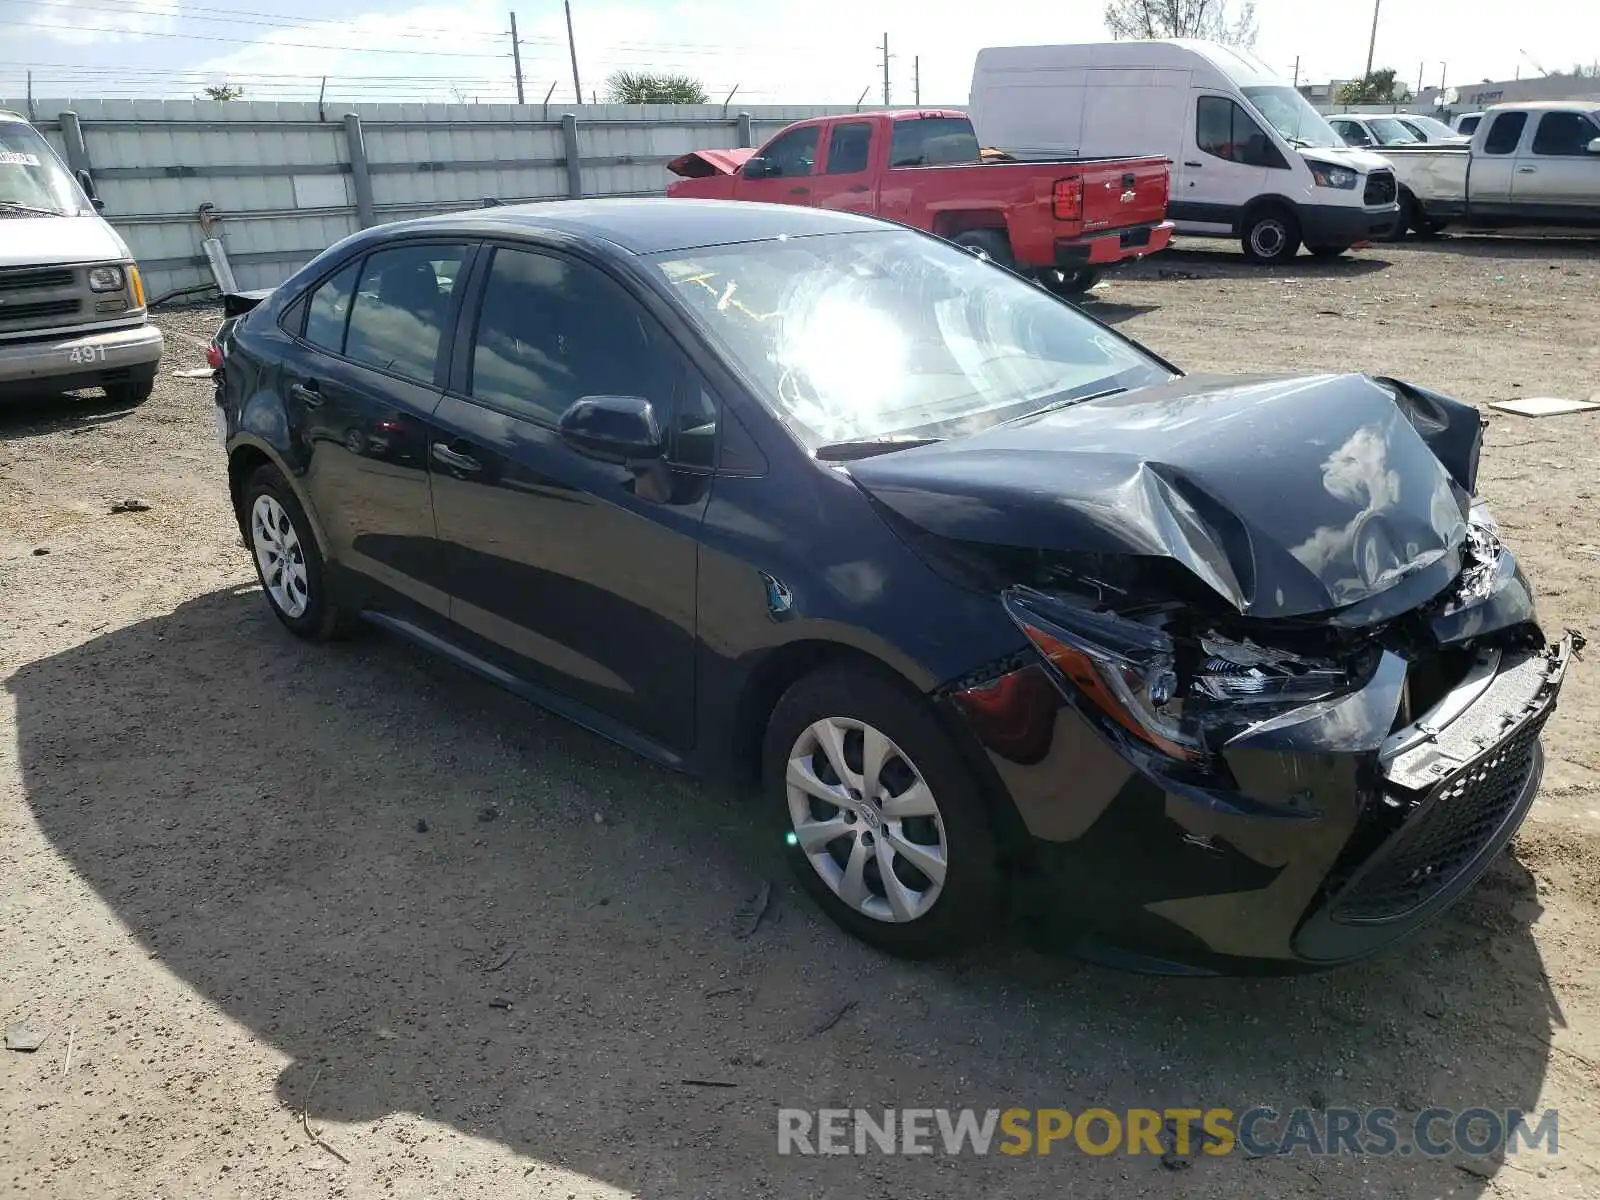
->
[1488,396,1600,417]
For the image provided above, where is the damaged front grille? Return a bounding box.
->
[1364,169,1397,207]
[1332,711,1547,922]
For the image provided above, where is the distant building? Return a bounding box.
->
[1415,73,1600,116]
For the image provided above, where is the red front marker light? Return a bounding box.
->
[1052,177,1083,221]
[206,342,223,371]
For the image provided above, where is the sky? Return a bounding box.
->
[2,0,1599,107]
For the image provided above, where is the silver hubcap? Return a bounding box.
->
[785,717,948,924]
[250,494,310,619]
[1251,220,1287,257]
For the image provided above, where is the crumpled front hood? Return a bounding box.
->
[666,148,756,178]
[847,373,1482,622]
[0,213,129,268]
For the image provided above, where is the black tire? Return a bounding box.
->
[763,663,1002,959]
[1041,267,1102,295]
[106,372,155,406]
[1240,205,1302,264]
[1307,245,1351,259]
[239,463,351,640]
[951,228,1015,270]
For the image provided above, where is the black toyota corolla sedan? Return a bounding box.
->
[212,198,1571,974]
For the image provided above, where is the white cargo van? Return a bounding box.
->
[968,39,1402,263]
[1,108,162,405]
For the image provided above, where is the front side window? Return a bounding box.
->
[302,261,360,353]
[825,123,872,174]
[0,120,92,216]
[1458,115,1482,135]
[469,247,675,426]
[1483,112,1528,155]
[1531,111,1600,156]
[652,229,1169,449]
[1197,96,1284,167]
[1331,119,1371,146]
[755,126,819,178]
[342,243,468,383]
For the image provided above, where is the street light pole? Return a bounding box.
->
[1363,0,1381,83]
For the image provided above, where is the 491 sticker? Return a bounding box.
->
[67,344,107,364]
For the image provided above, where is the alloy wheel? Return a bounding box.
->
[250,493,310,619]
[784,716,948,923]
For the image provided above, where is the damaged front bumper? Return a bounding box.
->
[942,594,1574,974]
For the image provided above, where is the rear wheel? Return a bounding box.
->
[950,228,1015,271]
[763,664,1001,959]
[241,463,352,640]
[1040,267,1102,296]
[1240,205,1302,264]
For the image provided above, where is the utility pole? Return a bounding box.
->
[914,55,920,104]
[1292,56,1300,88]
[509,11,525,105]
[1363,0,1381,84]
[879,32,891,106]
[564,0,582,105]
[1417,59,1424,98]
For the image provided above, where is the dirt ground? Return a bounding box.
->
[3,236,1599,1199]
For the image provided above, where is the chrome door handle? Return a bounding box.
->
[290,381,322,408]
[431,443,482,473]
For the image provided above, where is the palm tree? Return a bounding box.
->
[603,71,709,104]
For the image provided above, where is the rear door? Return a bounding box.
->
[734,122,821,205]
[287,239,473,615]
[428,243,714,753]
[1514,110,1600,224]
[810,119,878,213]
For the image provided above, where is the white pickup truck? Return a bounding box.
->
[1380,101,1600,236]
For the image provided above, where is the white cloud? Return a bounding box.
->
[27,0,180,45]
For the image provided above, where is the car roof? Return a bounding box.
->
[389,197,891,255]
[1484,100,1600,114]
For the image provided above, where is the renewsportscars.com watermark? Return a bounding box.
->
[777,1107,1560,1158]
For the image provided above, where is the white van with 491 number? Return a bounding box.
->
[1,108,162,406]
[968,39,1402,263]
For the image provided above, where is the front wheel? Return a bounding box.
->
[1240,206,1302,264]
[1307,245,1351,259]
[106,371,155,407]
[763,664,1001,958]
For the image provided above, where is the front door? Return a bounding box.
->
[428,244,716,754]
[1514,110,1600,226]
[287,240,473,616]
[1178,92,1270,233]
[734,122,821,206]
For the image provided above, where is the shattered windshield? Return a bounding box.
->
[651,229,1169,449]
[0,121,89,216]
[1240,86,1342,149]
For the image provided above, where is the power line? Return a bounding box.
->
[8,16,513,56]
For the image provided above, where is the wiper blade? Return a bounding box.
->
[814,436,942,462]
[0,200,65,217]
[1008,385,1128,424]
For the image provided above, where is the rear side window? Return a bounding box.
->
[1531,111,1599,156]
[1196,96,1285,168]
[302,261,359,352]
[1482,112,1528,155]
[343,243,468,383]
[825,122,872,174]
[889,117,979,167]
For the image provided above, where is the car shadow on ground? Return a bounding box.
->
[1071,297,1162,326]
[1137,246,1395,280]
[0,390,140,442]
[9,587,1561,1196]
[1392,233,1600,261]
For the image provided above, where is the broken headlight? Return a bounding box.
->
[1003,586,1367,763]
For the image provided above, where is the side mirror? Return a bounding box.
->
[1588,137,1600,154]
[558,395,663,462]
[75,168,104,212]
[742,157,776,179]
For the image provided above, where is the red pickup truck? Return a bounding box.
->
[666,110,1173,294]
